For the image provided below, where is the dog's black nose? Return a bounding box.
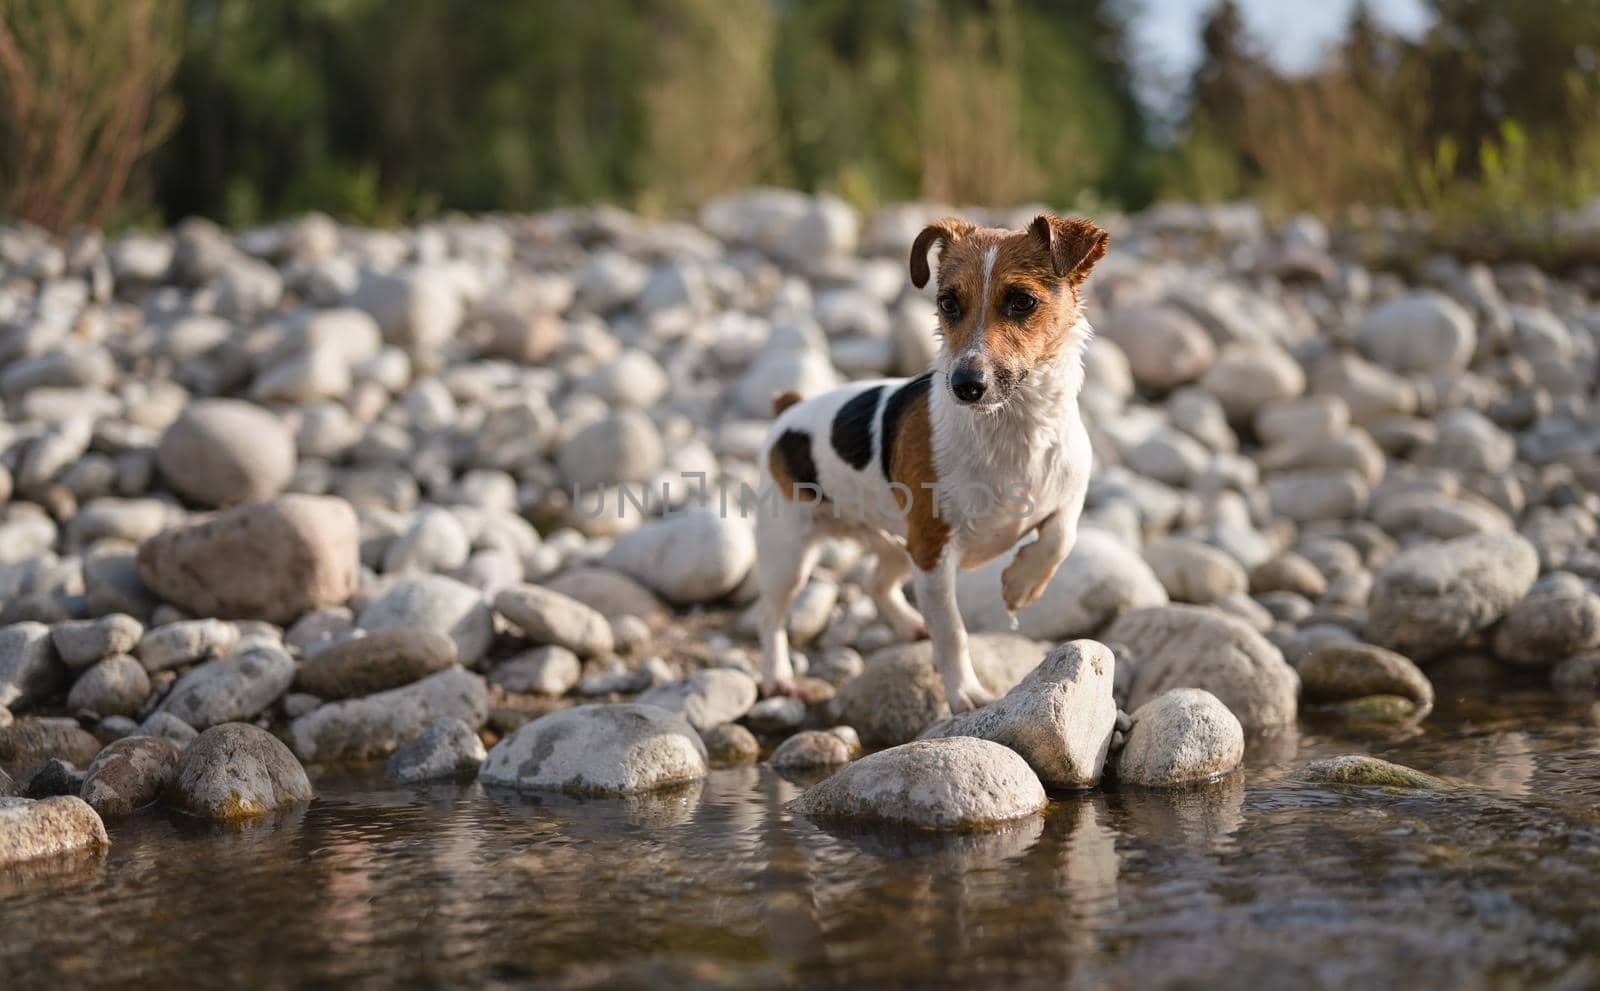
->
[950,366,988,403]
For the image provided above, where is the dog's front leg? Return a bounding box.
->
[1001,509,1076,613]
[914,549,993,713]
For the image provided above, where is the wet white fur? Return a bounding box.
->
[753,317,1095,711]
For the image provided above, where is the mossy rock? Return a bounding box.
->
[1299,755,1453,790]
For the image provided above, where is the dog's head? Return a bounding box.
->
[909,213,1108,411]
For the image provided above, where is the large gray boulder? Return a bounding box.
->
[919,640,1117,789]
[479,703,708,796]
[0,796,108,865]
[1366,533,1540,659]
[158,646,295,729]
[156,399,295,508]
[167,723,313,820]
[790,737,1047,829]
[1115,688,1244,787]
[136,495,359,625]
[602,508,755,605]
[835,633,1052,746]
[1107,604,1299,731]
[287,667,488,762]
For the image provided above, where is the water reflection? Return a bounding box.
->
[2,680,1600,989]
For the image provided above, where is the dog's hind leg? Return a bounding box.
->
[755,513,821,698]
[857,527,926,642]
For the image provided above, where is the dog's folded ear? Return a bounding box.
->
[1030,214,1110,284]
[909,218,976,289]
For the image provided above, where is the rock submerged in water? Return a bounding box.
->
[1108,605,1299,731]
[289,667,488,762]
[135,495,360,625]
[80,736,182,817]
[790,737,1047,830]
[385,717,487,783]
[1115,688,1244,788]
[0,796,109,865]
[1299,755,1452,790]
[919,640,1118,790]
[835,633,1050,746]
[480,703,708,796]
[701,722,760,767]
[167,723,313,820]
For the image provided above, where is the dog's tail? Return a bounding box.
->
[771,390,803,417]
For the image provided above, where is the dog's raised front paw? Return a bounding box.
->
[1001,559,1051,613]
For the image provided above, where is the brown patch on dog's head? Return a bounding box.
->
[910,213,1109,410]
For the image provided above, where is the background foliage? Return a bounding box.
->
[0,0,1597,232]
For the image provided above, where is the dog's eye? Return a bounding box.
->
[937,293,961,319]
[1006,292,1037,317]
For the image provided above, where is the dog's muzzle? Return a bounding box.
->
[949,358,990,404]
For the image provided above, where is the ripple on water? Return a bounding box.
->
[2,679,1600,990]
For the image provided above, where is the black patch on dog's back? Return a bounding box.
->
[879,372,933,479]
[774,429,821,495]
[830,385,883,471]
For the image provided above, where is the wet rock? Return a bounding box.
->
[80,736,182,816]
[1298,642,1434,707]
[156,399,295,508]
[919,640,1117,789]
[357,574,493,665]
[489,646,581,696]
[0,796,108,865]
[1366,533,1540,659]
[835,633,1050,746]
[0,622,66,710]
[136,495,360,625]
[479,703,708,796]
[51,614,144,672]
[770,728,857,769]
[136,619,239,673]
[288,667,488,762]
[385,717,487,783]
[1107,605,1299,731]
[494,584,614,657]
[790,737,1046,830]
[0,719,102,777]
[701,722,760,767]
[957,529,1168,641]
[1115,688,1244,788]
[296,628,456,699]
[1358,290,1476,373]
[158,646,295,729]
[1300,755,1452,790]
[66,655,151,719]
[602,508,755,605]
[637,668,758,733]
[1552,652,1600,693]
[25,758,87,798]
[1143,537,1247,604]
[1492,573,1600,667]
[167,723,313,820]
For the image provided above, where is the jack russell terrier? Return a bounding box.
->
[754,212,1108,712]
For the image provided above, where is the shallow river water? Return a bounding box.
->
[4,673,1600,990]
